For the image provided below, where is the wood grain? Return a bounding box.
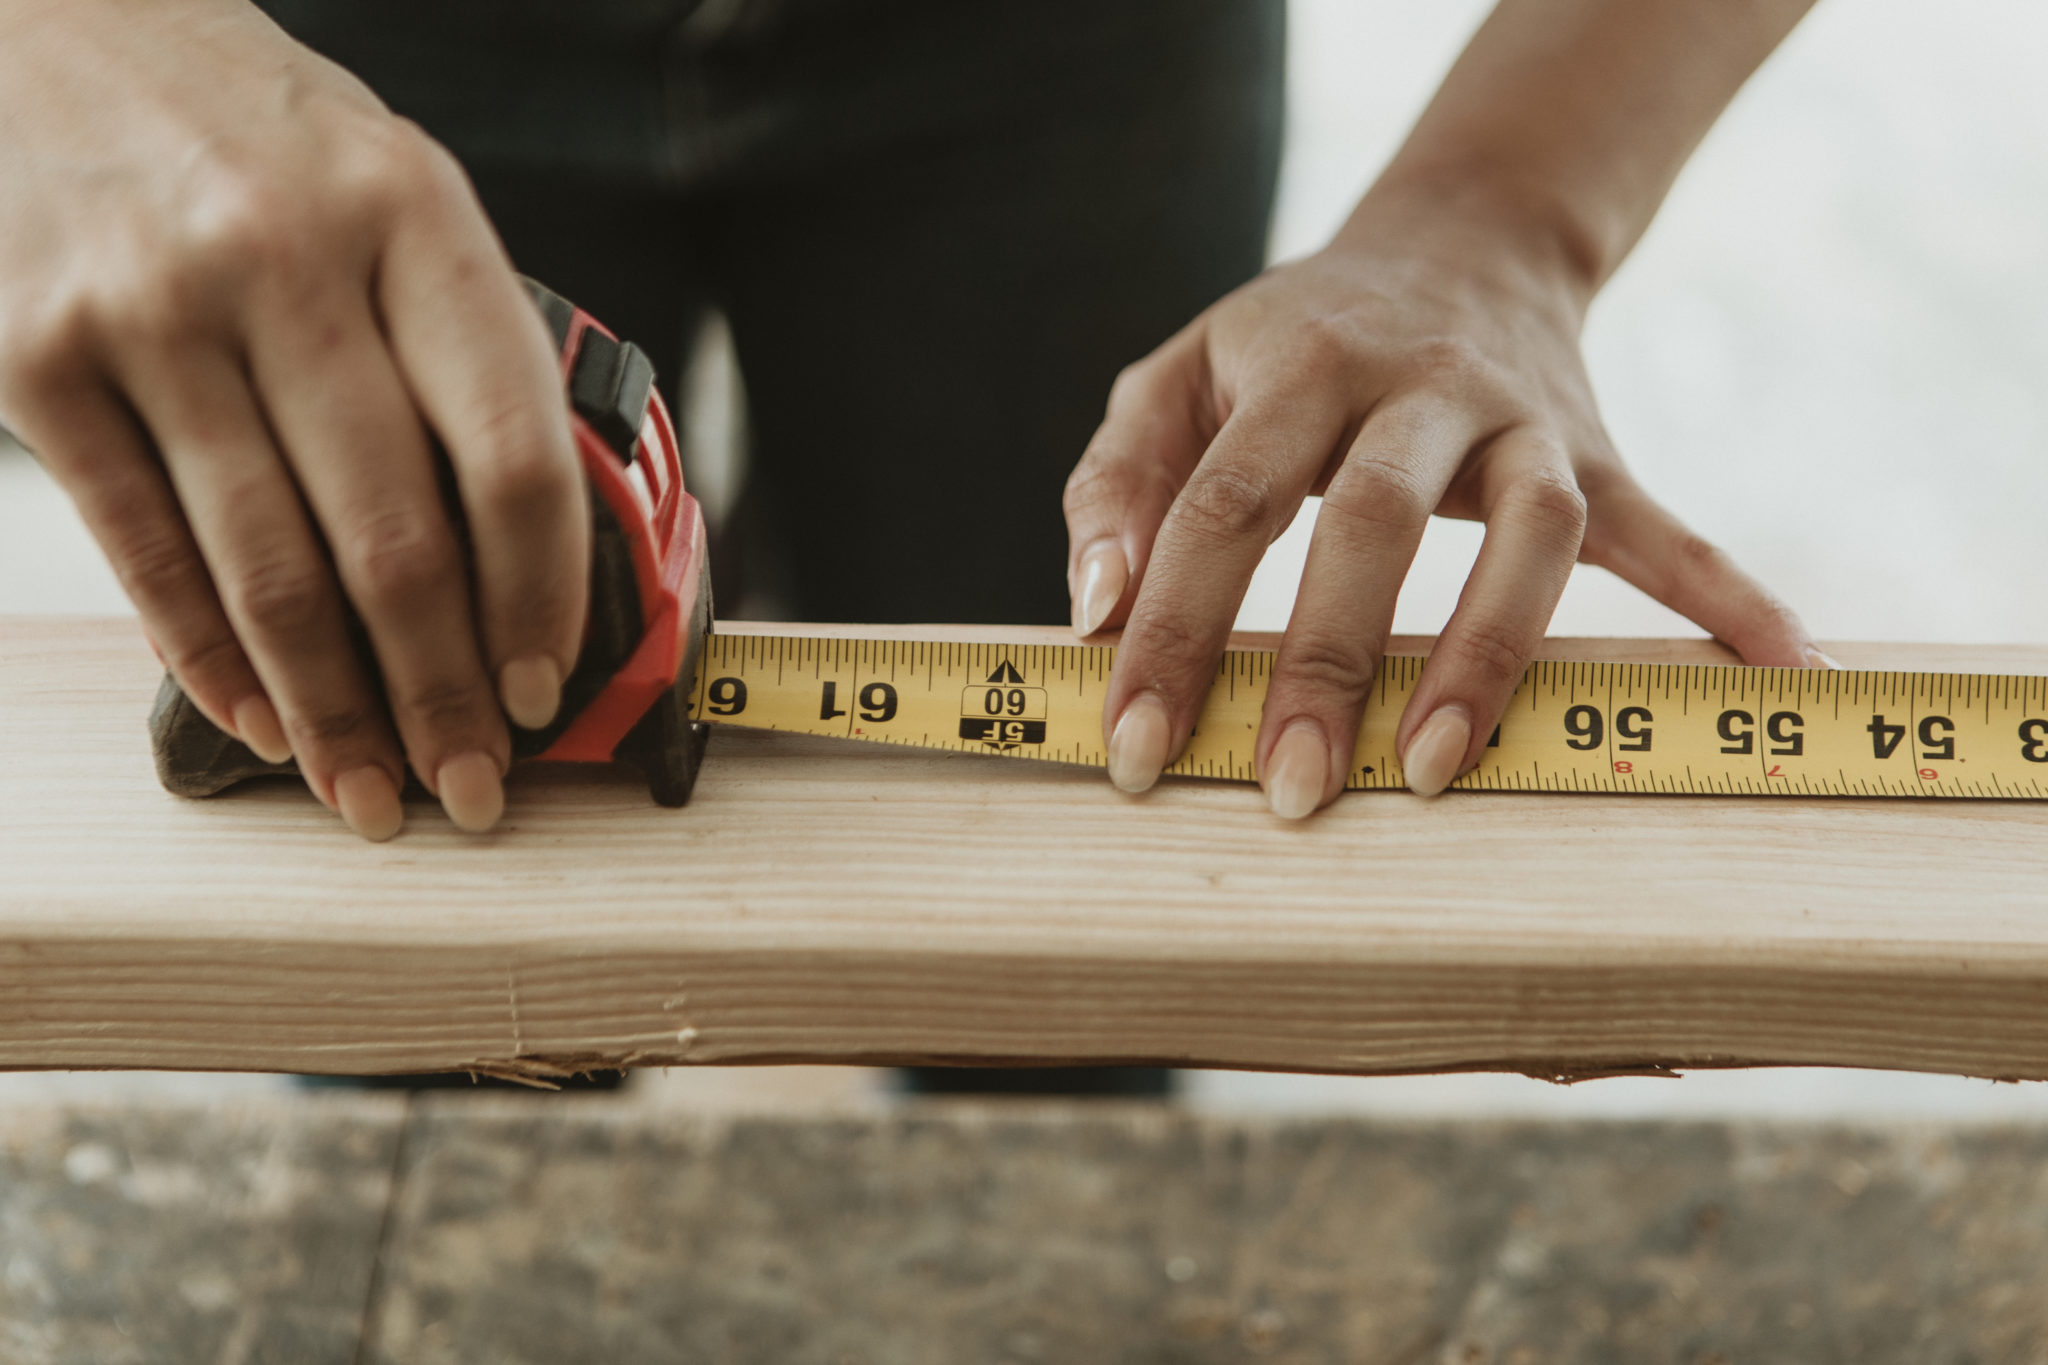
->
[5,617,2048,1081]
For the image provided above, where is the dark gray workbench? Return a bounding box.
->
[4,1097,2043,1363]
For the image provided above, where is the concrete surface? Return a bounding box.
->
[4,1100,2046,1364]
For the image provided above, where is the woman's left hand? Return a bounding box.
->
[1061,184,1824,817]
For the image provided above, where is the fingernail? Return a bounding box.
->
[1805,647,1842,670]
[436,751,505,833]
[1402,708,1472,797]
[232,695,293,765]
[1264,723,1329,820]
[499,655,564,730]
[334,766,404,843]
[1072,541,1129,637]
[1107,693,1172,794]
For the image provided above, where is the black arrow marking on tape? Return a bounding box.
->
[987,661,1024,684]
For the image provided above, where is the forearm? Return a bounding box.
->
[1348,0,1818,296]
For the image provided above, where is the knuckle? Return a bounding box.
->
[1173,464,1280,542]
[226,562,332,641]
[1499,467,1589,544]
[1669,529,1730,581]
[0,300,92,402]
[97,245,244,348]
[284,699,381,751]
[1103,361,1155,415]
[1063,452,1159,521]
[1289,311,1363,361]
[1278,634,1379,702]
[1447,619,1531,695]
[162,630,248,695]
[1277,316,1365,389]
[341,508,460,609]
[1409,335,1494,390]
[116,277,209,348]
[1124,608,1213,681]
[1322,456,1434,534]
[390,674,489,737]
[91,257,203,347]
[464,401,576,516]
[1061,458,1118,518]
[345,117,465,217]
[99,504,199,597]
[181,160,307,276]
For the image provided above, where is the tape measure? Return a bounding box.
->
[686,633,2048,799]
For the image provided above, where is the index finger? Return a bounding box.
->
[1101,391,1345,792]
[375,135,588,732]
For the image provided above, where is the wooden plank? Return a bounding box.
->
[364,1103,2048,1364]
[4,616,2048,1080]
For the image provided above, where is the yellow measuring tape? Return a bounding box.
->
[686,633,2048,799]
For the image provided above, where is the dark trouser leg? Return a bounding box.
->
[686,0,1287,624]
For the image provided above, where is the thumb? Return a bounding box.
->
[1062,324,1215,637]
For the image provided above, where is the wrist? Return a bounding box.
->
[1333,159,1613,317]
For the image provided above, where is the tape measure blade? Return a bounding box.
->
[685,633,2048,801]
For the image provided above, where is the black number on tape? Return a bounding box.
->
[980,688,1028,717]
[707,677,748,716]
[2020,719,2048,763]
[860,682,899,724]
[1919,715,1955,761]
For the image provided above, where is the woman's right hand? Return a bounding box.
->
[0,0,589,840]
